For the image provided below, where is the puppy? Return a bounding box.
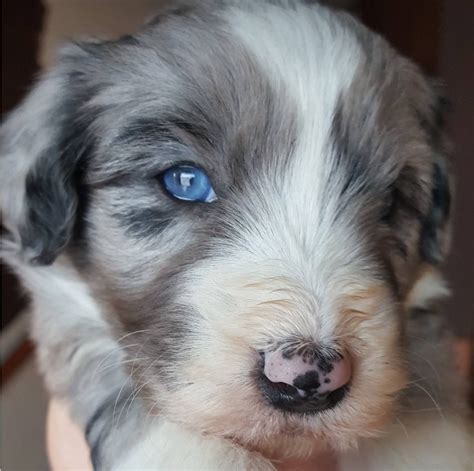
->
[1,1,470,469]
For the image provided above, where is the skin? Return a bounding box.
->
[47,400,92,471]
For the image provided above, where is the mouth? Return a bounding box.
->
[258,372,349,414]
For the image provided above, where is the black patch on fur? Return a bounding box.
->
[380,186,398,223]
[415,90,451,264]
[115,207,175,239]
[19,71,98,265]
[86,403,109,469]
[381,166,425,226]
[418,93,450,148]
[85,392,131,470]
[329,102,376,215]
[431,163,451,219]
[22,156,77,265]
[21,143,91,265]
[419,162,451,264]
[85,399,112,442]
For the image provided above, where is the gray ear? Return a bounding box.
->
[0,45,94,265]
[418,94,453,265]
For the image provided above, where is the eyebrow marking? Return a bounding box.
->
[115,116,213,149]
[167,117,215,147]
[114,117,181,147]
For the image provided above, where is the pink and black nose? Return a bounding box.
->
[258,346,352,413]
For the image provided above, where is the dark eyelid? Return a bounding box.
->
[89,110,218,186]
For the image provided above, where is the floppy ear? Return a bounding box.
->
[0,45,94,265]
[418,93,453,266]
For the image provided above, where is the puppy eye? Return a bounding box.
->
[160,165,217,203]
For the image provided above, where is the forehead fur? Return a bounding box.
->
[74,0,432,187]
[58,0,443,287]
[74,2,430,213]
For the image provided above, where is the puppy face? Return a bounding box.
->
[0,1,451,458]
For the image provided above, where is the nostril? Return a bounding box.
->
[258,373,349,413]
[293,370,322,393]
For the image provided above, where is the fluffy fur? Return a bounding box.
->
[0,1,470,469]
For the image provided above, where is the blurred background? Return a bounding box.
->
[1,1,473,469]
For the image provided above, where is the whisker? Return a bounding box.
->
[115,329,151,345]
[403,408,446,414]
[95,356,149,376]
[112,376,133,429]
[408,351,442,388]
[116,354,159,427]
[405,376,430,386]
[396,417,409,439]
[112,339,151,429]
[411,383,446,421]
[124,380,150,420]
[91,342,141,381]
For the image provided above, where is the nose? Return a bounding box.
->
[258,346,352,413]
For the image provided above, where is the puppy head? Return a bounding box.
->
[0,1,452,458]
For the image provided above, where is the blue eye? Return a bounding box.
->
[161,165,217,203]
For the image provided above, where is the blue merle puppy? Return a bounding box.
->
[0,1,470,469]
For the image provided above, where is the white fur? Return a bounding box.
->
[221,2,370,345]
[118,420,275,470]
[340,416,471,471]
[406,266,451,309]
